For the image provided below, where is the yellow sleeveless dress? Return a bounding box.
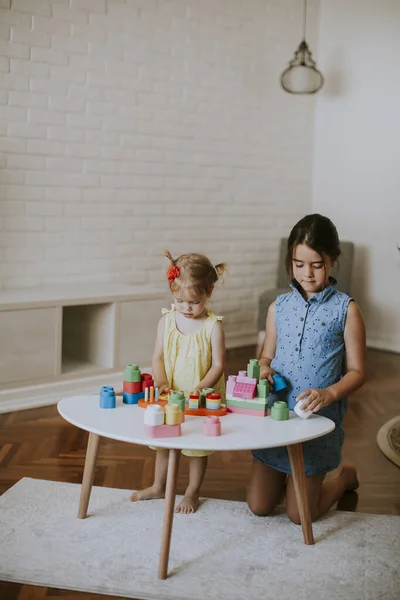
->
[156,306,226,457]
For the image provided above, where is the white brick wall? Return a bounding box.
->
[0,0,317,345]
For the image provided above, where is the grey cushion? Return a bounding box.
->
[257,239,355,332]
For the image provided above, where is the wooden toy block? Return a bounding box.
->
[247,358,260,379]
[99,386,116,409]
[123,380,142,394]
[271,400,289,421]
[144,404,165,426]
[144,423,181,438]
[294,398,313,419]
[123,364,141,383]
[203,416,221,436]
[123,391,144,405]
[205,392,222,410]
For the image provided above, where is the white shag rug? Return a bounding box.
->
[1,478,399,600]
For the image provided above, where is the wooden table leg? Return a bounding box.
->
[287,442,315,545]
[158,448,181,579]
[78,432,101,519]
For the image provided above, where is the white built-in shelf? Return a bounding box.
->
[0,284,168,400]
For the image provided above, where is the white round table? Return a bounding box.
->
[58,395,335,579]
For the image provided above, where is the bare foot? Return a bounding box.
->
[130,485,165,502]
[175,492,200,514]
[341,464,359,492]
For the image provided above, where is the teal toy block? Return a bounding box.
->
[272,374,287,393]
[247,358,260,380]
[257,379,270,398]
[123,364,141,383]
[169,391,185,411]
[123,391,144,404]
[271,400,289,421]
[100,386,116,409]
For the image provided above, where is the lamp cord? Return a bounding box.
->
[302,0,308,41]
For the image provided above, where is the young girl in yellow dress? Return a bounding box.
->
[130,249,226,514]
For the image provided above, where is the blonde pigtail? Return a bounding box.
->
[164,249,176,264]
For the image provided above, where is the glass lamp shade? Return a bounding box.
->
[280,40,324,94]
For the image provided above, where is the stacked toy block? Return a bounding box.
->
[123,364,155,405]
[143,403,182,438]
[226,359,288,418]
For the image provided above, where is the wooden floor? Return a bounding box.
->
[1,347,399,600]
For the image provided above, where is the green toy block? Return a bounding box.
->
[271,401,289,421]
[169,391,185,411]
[257,379,270,398]
[247,358,260,379]
[124,363,141,383]
[226,396,268,411]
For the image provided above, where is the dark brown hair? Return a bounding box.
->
[285,214,340,274]
[164,249,226,296]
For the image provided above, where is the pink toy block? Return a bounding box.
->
[232,379,257,399]
[202,416,222,436]
[144,423,182,438]
[227,406,268,417]
[238,370,247,377]
[226,375,237,395]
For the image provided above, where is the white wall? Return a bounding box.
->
[313,0,400,352]
[0,0,317,347]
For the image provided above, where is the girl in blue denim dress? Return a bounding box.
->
[247,214,366,524]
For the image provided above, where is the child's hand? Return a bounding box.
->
[157,384,169,395]
[260,365,276,386]
[296,388,336,413]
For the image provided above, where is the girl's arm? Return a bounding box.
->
[152,316,169,394]
[298,301,366,412]
[258,301,278,385]
[196,321,225,391]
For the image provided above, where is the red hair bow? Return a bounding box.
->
[167,265,180,282]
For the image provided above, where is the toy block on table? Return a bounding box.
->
[123,391,144,404]
[226,360,288,417]
[294,398,313,419]
[257,379,270,398]
[169,390,186,411]
[123,380,142,394]
[271,401,289,421]
[99,386,116,409]
[232,376,257,399]
[247,359,260,379]
[143,402,182,438]
[124,364,141,383]
[203,416,221,436]
[226,376,237,395]
[205,392,222,410]
[141,373,155,391]
[188,392,200,410]
[272,374,287,393]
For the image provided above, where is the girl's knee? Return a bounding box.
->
[247,496,276,517]
[286,504,318,525]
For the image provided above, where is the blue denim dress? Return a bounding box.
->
[252,278,353,476]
